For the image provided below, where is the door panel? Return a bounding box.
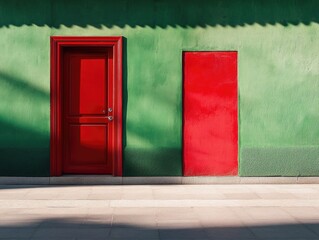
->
[69,56,107,115]
[68,124,107,165]
[63,48,112,174]
[183,51,238,176]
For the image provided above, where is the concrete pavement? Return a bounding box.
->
[1,184,319,239]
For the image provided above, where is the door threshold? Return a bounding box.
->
[50,175,122,185]
[62,174,114,177]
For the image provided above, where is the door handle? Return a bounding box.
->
[103,108,112,114]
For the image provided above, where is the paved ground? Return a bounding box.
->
[1,184,319,240]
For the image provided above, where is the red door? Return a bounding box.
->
[183,51,238,176]
[62,48,113,174]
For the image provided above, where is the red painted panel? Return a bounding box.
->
[69,54,107,115]
[64,125,109,173]
[183,51,238,176]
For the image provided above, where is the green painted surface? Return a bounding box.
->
[0,1,51,176]
[0,0,318,176]
[241,147,319,176]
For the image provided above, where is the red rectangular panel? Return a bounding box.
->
[64,124,110,174]
[69,54,107,115]
[68,124,107,165]
[183,51,238,176]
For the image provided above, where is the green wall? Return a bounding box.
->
[0,0,318,176]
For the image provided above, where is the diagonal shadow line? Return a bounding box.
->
[0,71,49,100]
[0,117,48,139]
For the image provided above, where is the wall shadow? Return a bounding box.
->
[0,71,49,177]
[0,0,318,28]
[122,37,128,149]
[0,119,49,177]
[0,71,48,100]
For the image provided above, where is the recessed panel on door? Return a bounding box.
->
[68,124,107,166]
[183,51,238,176]
[63,48,113,174]
[69,56,107,115]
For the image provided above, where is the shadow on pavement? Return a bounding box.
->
[0,217,319,239]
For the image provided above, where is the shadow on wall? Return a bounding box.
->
[0,218,319,239]
[0,71,50,176]
[0,117,50,176]
[122,37,182,176]
[0,71,48,100]
[0,0,318,28]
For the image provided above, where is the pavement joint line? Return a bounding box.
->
[2,199,319,208]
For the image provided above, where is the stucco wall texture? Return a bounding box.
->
[0,0,318,176]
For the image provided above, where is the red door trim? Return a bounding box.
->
[50,36,123,176]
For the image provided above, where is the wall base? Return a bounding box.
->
[1,176,319,185]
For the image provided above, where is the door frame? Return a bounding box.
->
[50,36,123,176]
